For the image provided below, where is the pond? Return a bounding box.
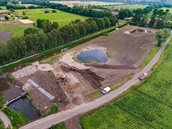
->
[76,48,108,63]
[8,97,40,120]
[0,74,40,120]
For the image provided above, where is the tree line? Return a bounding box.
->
[0,17,118,65]
[156,29,171,47]
[35,2,113,18]
[117,4,172,29]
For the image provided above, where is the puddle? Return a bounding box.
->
[76,48,108,63]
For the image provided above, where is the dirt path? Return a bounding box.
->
[65,116,81,129]
[20,34,172,129]
[0,111,12,129]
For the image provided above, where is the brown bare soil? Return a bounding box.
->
[65,116,81,129]
[17,70,69,111]
[0,31,11,43]
[12,25,156,112]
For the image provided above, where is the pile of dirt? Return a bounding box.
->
[86,64,136,69]
[61,65,104,89]
[18,70,69,111]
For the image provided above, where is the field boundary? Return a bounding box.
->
[0,21,127,73]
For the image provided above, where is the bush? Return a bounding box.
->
[3,108,27,127]
[50,123,66,129]
[44,10,49,13]
[0,94,5,109]
[52,10,57,13]
[50,103,58,113]
[22,16,29,19]
[6,74,15,83]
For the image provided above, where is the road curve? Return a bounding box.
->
[20,35,172,129]
[0,111,12,129]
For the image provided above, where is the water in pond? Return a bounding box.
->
[76,49,108,63]
[8,97,40,120]
[0,73,40,120]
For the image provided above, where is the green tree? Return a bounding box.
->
[24,28,39,36]
[50,103,58,113]
[103,17,111,28]
[51,22,59,30]
[42,20,52,33]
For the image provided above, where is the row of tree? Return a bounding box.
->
[6,3,43,10]
[37,2,113,18]
[0,17,118,65]
[36,19,59,33]
[156,29,171,47]
[117,5,172,29]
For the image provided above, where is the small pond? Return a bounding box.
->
[76,48,108,63]
[0,74,40,120]
[8,97,40,120]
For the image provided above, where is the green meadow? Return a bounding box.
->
[14,8,87,27]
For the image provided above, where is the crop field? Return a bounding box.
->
[80,39,172,129]
[14,9,87,27]
[103,4,147,10]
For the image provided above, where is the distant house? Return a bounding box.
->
[18,19,34,24]
[0,14,11,20]
[112,11,119,16]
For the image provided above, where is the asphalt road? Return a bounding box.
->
[20,35,172,129]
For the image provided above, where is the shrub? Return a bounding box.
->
[44,10,49,13]
[52,10,57,13]
[50,103,58,113]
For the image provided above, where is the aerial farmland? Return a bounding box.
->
[0,1,172,129]
[0,7,87,44]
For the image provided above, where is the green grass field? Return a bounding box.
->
[14,8,87,27]
[0,6,6,9]
[0,23,33,44]
[80,38,172,129]
[0,8,87,44]
[162,8,172,13]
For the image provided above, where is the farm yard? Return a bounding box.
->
[14,9,87,27]
[80,38,172,129]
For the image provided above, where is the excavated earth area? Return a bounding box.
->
[12,25,156,111]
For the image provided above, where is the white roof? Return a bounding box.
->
[18,19,34,24]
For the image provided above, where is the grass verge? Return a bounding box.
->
[139,46,159,68]
[3,108,27,127]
